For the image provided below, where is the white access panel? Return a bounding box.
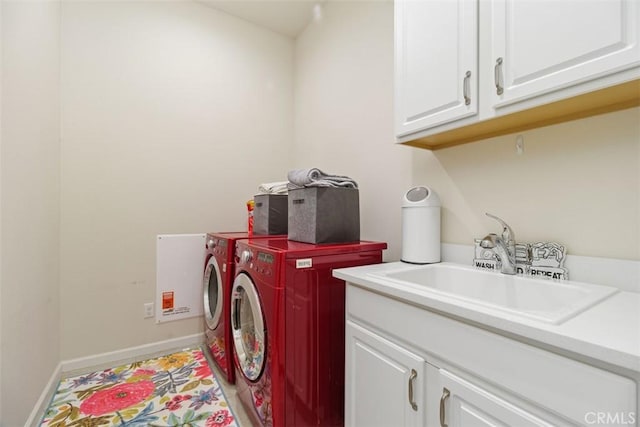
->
[156,234,206,323]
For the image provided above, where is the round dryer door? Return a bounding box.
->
[231,272,265,381]
[203,256,223,330]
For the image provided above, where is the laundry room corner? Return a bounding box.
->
[3,0,638,424]
[1,0,62,425]
[58,0,295,361]
[293,0,419,261]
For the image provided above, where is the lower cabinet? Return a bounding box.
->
[345,284,638,427]
[426,365,567,427]
[345,321,425,427]
[345,321,565,427]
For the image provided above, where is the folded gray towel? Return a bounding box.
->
[287,168,358,189]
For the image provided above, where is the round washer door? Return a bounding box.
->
[231,272,266,381]
[203,256,223,330]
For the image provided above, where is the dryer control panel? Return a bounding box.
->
[240,248,253,264]
[213,238,227,257]
[206,235,228,258]
[252,251,275,277]
[235,242,276,280]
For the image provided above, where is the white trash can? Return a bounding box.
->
[401,186,441,264]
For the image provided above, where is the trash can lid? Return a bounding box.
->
[402,186,441,207]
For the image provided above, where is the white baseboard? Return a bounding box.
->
[61,332,204,373]
[26,333,205,427]
[24,362,62,427]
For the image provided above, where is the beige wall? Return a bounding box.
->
[1,0,61,424]
[416,108,639,260]
[294,0,427,261]
[1,0,3,418]
[60,1,294,359]
[1,0,3,419]
[1,0,638,422]
[294,0,639,262]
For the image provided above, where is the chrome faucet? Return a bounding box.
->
[480,213,516,275]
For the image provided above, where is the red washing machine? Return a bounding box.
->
[202,232,285,383]
[231,238,387,427]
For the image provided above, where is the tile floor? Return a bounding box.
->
[202,348,253,427]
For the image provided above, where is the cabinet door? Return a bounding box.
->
[428,365,570,427]
[345,321,425,427]
[491,0,640,108]
[395,0,478,137]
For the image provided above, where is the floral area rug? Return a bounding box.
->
[40,347,238,427]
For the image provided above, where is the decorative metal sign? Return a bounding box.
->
[473,239,500,272]
[473,240,569,280]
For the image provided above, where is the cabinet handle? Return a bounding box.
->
[463,71,471,106]
[408,369,418,411]
[439,387,450,427]
[494,57,504,95]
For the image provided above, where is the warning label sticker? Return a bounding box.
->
[162,291,174,311]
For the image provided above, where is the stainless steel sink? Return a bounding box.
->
[370,263,618,324]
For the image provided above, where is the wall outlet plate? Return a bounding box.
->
[144,302,154,319]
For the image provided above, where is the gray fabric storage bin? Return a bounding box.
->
[254,194,288,235]
[288,187,360,244]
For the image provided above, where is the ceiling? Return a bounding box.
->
[198,0,322,38]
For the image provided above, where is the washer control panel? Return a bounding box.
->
[207,237,228,257]
[235,243,275,278]
[240,249,253,265]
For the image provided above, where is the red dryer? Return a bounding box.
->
[202,232,285,383]
[231,238,387,427]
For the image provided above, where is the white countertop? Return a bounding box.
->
[334,261,640,373]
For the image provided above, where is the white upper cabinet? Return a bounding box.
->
[491,0,640,109]
[395,0,478,137]
[395,0,640,149]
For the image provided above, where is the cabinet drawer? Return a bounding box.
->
[347,284,637,424]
